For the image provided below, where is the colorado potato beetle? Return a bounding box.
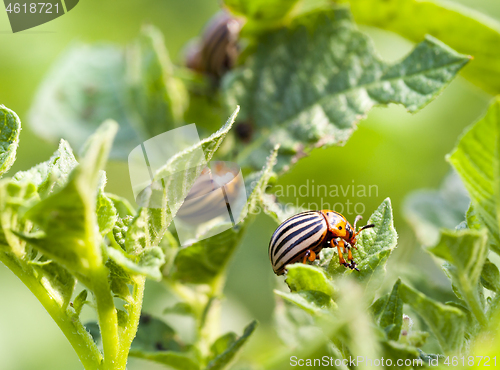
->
[185,11,242,79]
[268,211,375,275]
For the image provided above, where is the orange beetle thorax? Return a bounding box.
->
[320,210,355,243]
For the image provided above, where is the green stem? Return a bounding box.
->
[118,275,146,364]
[92,266,120,370]
[460,277,488,328]
[0,252,102,370]
[197,274,225,361]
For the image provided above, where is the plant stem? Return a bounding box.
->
[0,252,103,370]
[198,274,225,361]
[92,265,120,370]
[460,276,488,328]
[118,275,146,365]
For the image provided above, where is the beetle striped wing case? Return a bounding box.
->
[268,211,328,275]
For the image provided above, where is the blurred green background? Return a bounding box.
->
[1,0,499,369]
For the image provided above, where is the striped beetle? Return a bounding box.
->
[185,11,242,79]
[268,211,375,275]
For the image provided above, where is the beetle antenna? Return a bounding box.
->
[359,224,375,231]
[353,215,363,231]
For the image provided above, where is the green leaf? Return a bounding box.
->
[29,45,139,159]
[0,181,39,255]
[328,198,398,294]
[127,25,187,138]
[378,279,403,341]
[131,314,184,352]
[17,122,118,277]
[206,320,257,370]
[225,0,299,22]
[428,229,488,327]
[0,105,21,178]
[285,264,335,297]
[370,293,389,320]
[138,108,239,248]
[72,289,88,317]
[171,145,276,284]
[171,227,245,284]
[208,332,238,363]
[274,290,332,314]
[163,302,194,316]
[107,246,165,281]
[107,193,135,218]
[273,297,317,348]
[481,259,500,292]
[96,173,117,236]
[224,7,469,171]
[341,0,500,94]
[404,172,469,246]
[13,140,78,199]
[30,24,188,160]
[128,351,200,370]
[33,259,76,309]
[399,282,466,354]
[381,340,420,370]
[448,97,500,254]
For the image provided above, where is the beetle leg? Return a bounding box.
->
[345,245,360,272]
[333,239,348,267]
[302,250,317,264]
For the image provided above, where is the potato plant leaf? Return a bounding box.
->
[381,340,419,370]
[127,25,187,138]
[130,314,184,352]
[399,282,466,354]
[0,105,21,178]
[16,121,118,277]
[448,97,500,254]
[224,7,470,172]
[29,45,138,159]
[97,173,118,235]
[404,172,470,246]
[224,0,299,21]
[274,290,332,314]
[0,181,38,256]
[378,279,403,341]
[107,246,165,281]
[138,108,239,248]
[341,0,500,94]
[13,140,78,199]
[327,198,397,294]
[129,351,200,370]
[481,259,500,292]
[428,229,488,327]
[29,26,187,160]
[285,264,335,297]
[171,145,276,284]
[32,259,76,310]
[206,320,257,370]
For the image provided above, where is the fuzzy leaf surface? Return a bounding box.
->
[0,105,21,178]
[171,145,276,284]
[404,172,469,246]
[399,282,466,354]
[224,7,469,171]
[448,98,500,254]
[428,229,488,327]
[17,122,118,277]
[327,198,398,294]
[342,0,500,94]
[206,321,257,370]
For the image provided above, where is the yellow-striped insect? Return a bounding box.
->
[269,211,374,275]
